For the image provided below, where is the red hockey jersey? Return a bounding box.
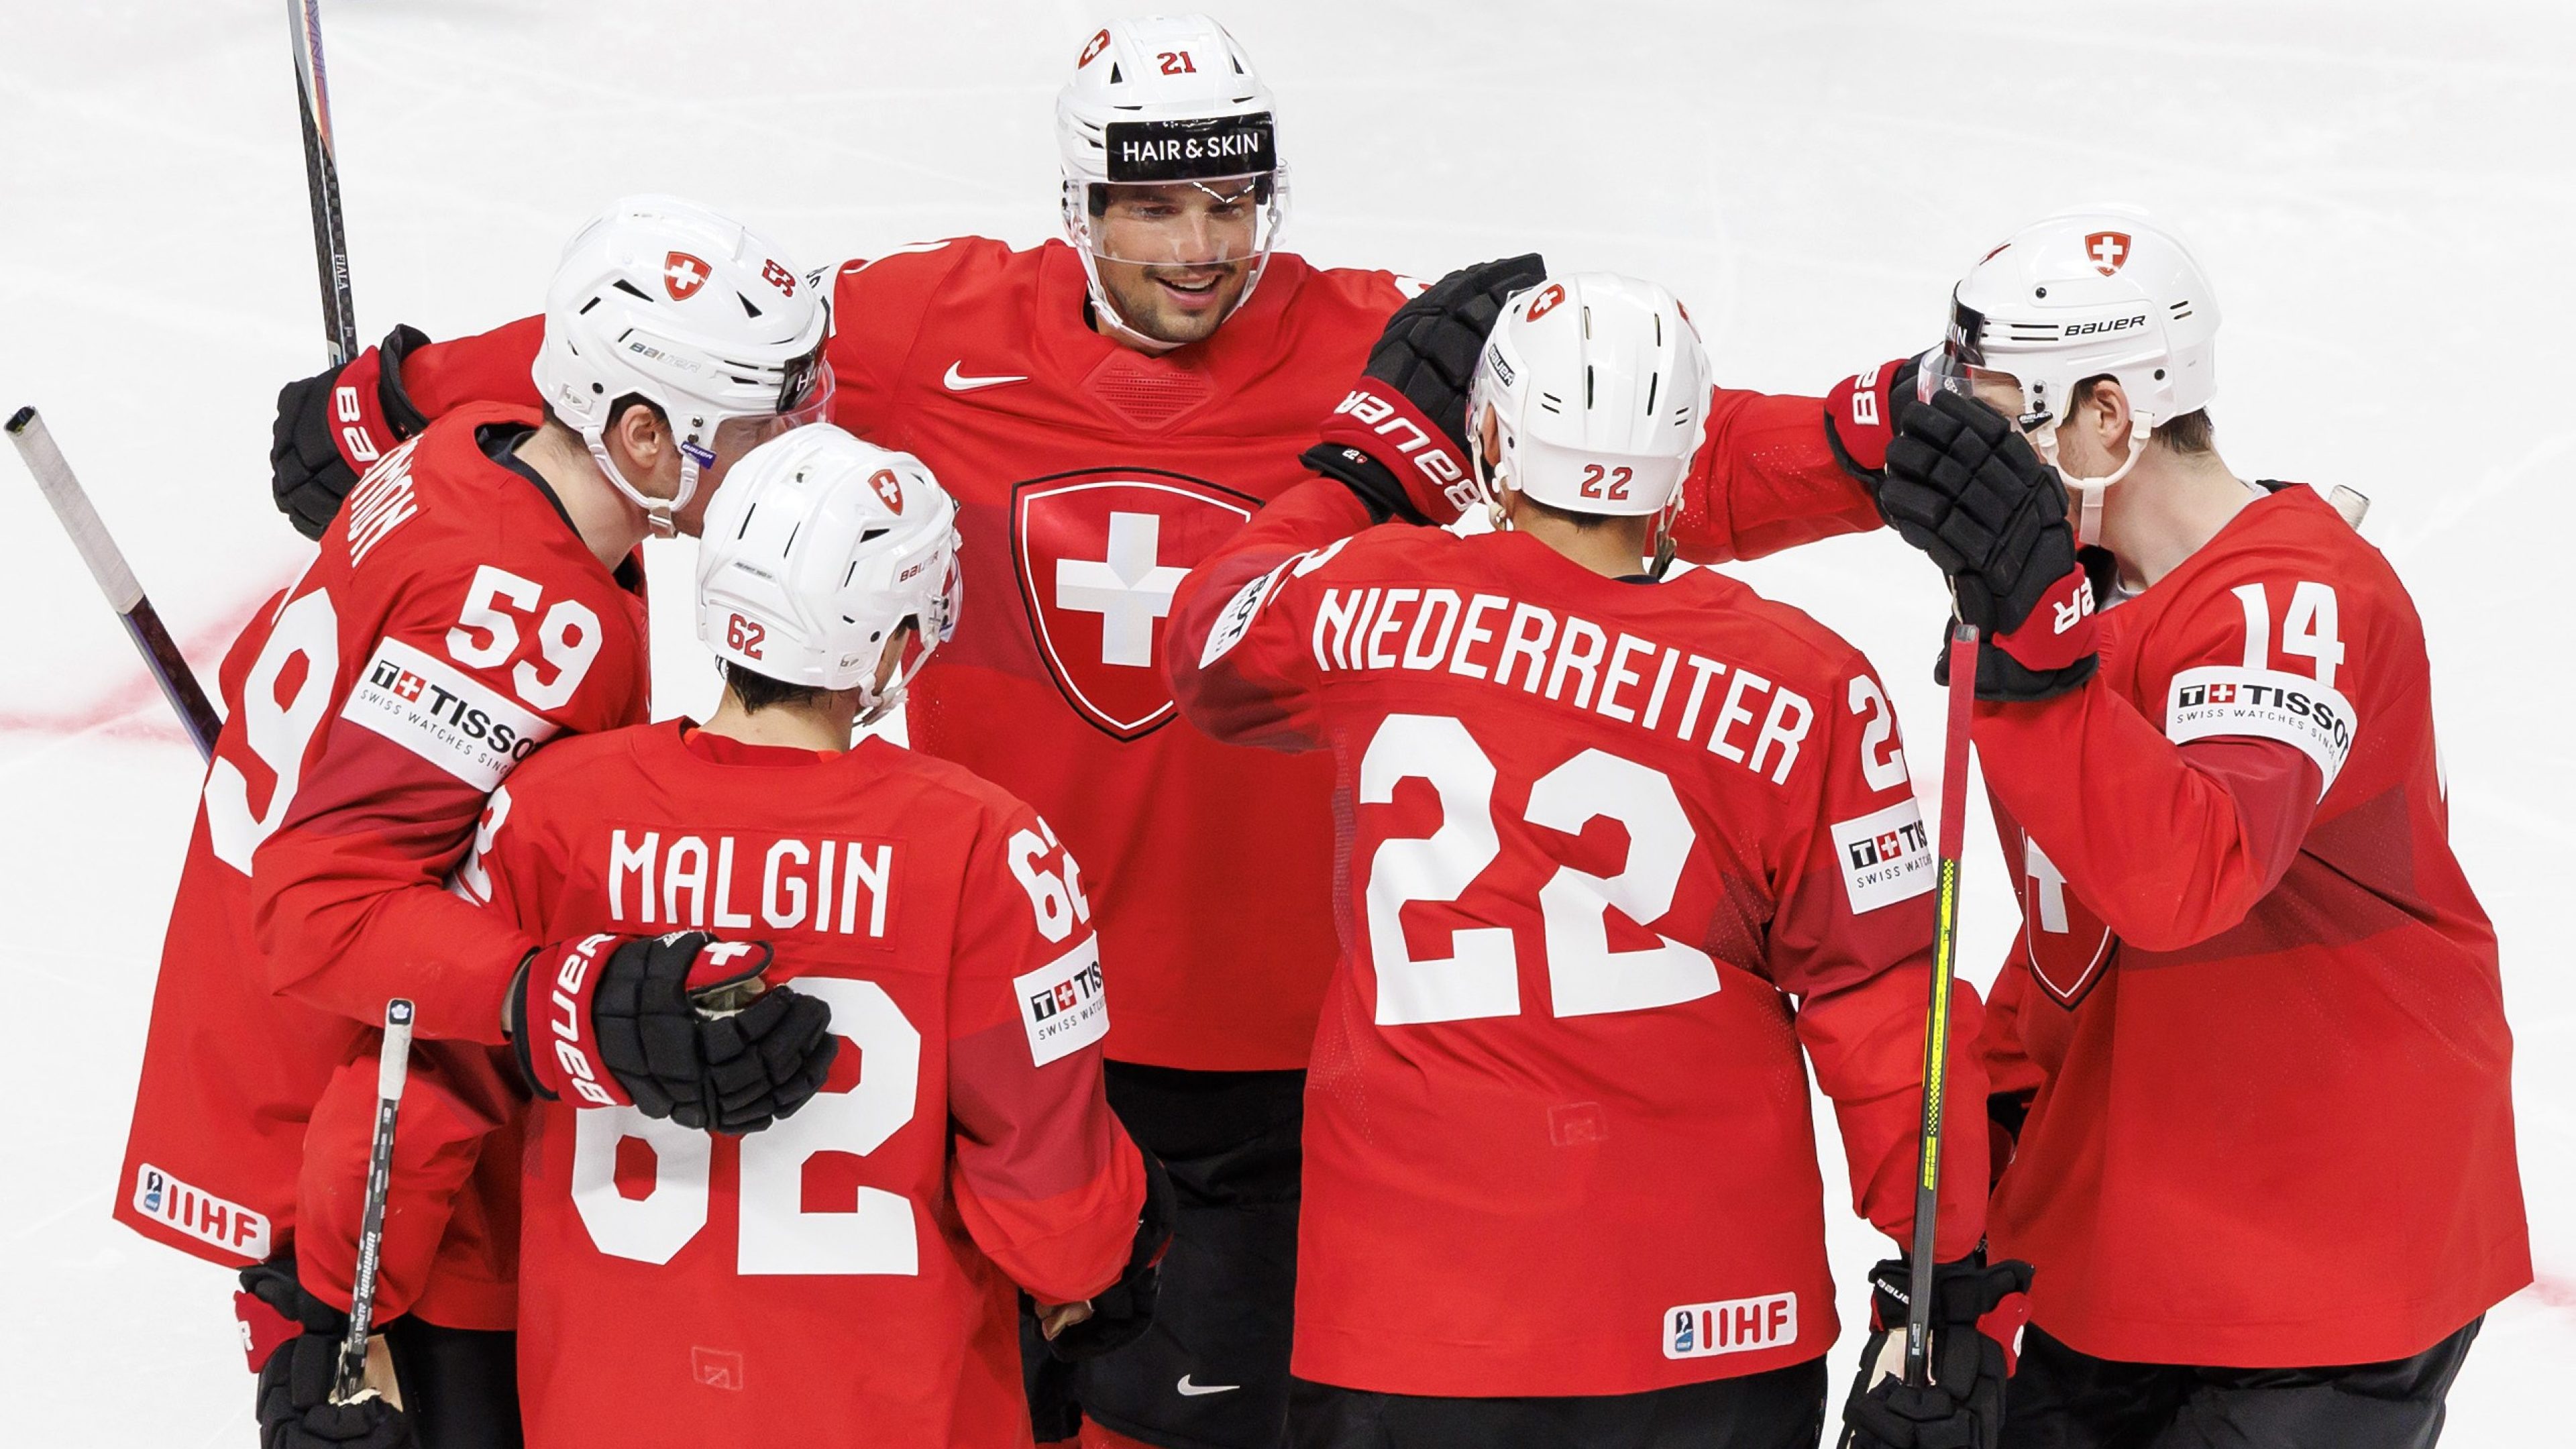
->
[116,406,649,1280]
[458,722,1145,1448]
[1974,484,2527,1366]
[1163,481,1986,1397]
[376,238,1877,1069]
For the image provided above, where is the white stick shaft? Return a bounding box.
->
[7,409,143,612]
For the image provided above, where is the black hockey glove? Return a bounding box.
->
[1046,1145,1178,1362]
[511,931,837,1135]
[1305,253,1547,525]
[239,1261,415,1449]
[1881,389,2100,702]
[1839,1254,2034,1449]
[271,324,433,540]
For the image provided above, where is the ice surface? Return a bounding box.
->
[2,1,2568,1440]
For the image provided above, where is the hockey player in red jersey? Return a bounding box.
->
[256,19,1921,1444]
[1165,272,2029,1449]
[1873,209,2527,1448]
[119,196,843,1448]
[348,424,1160,1447]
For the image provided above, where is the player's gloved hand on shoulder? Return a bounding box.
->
[1839,1254,2034,1449]
[237,1261,415,1449]
[1045,1145,1177,1362]
[1823,353,1924,479]
[1881,389,2100,702]
[511,930,837,1135]
[272,324,433,540]
[1304,253,1548,525]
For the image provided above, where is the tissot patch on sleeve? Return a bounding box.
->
[1013,934,1109,1067]
[2165,665,2355,794]
[1199,562,1290,667]
[341,637,553,792]
[1829,800,1935,914]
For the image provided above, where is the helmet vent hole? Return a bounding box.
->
[859,527,890,543]
[1585,366,1595,409]
[1580,305,1593,339]
[1108,62,1122,83]
[734,502,758,540]
[613,279,651,301]
[1652,313,1662,345]
[782,522,802,554]
[578,297,602,316]
[739,294,763,319]
[1645,373,1658,416]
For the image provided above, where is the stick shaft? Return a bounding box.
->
[1904,623,1980,1385]
[287,0,359,366]
[7,407,221,759]
[333,999,414,1405]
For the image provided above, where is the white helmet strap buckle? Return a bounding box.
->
[581,426,702,537]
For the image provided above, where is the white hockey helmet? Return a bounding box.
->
[696,425,961,722]
[1921,205,2219,543]
[1467,273,1711,526]
[1056,14,1287,345]
[533,195,835,535]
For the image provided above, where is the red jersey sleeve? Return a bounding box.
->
[252,516,647,1045]
[1766,656,1988,1260]
[1164,477,1377,751]
[944,804,1146,1307]
[1972,564,2337,953]
[1667,387,1882,564]
[395,316,544,415]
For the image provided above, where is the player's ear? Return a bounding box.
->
[605,400,672,479]
[2086,378,2133,452]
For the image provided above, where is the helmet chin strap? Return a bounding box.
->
[2040,415,2151,549]
[582,429,702,538]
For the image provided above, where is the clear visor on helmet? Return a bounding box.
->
[1077,174,1282,268]
[1919,298,2051,433]
[715,354,837,453]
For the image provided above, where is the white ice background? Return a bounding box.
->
[1,1,2569,1442]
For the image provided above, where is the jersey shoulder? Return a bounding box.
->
[855,736,1040,839]
[1666,565,1876,690]
[832,236,1027,327]
[333,405,607,588]
[2137,484,2422,655]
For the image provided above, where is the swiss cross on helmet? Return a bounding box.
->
[532,195,835,535]
[1055,14,1287,348]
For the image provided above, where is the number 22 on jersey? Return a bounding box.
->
[1359,713,1719,1026]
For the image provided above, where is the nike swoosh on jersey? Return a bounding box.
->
[943,362,1028,392]
[1175,1375,1240,1396]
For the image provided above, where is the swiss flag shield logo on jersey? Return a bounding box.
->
[2014,829,2116,1009]
[2084,231,2132,276]
[663,252,711,301]
[1012,469,1258,739]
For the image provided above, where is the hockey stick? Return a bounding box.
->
[1902,621,1980,1387]
[7,407,222,759]
[333,998,415,1405]
[287,0,360,366]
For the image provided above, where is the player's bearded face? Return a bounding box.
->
[1091,180,1264,345]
